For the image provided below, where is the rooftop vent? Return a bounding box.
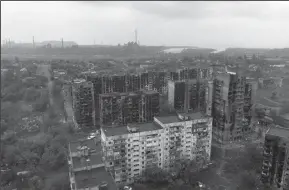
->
[127,125,139,133]
[99,181,108,190]
[177,113,190,121]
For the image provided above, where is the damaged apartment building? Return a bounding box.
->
[100,112,212,186]
[261,126,289,190]
[173,67,213,81]
[72,79,96,129]
[99,91,160,127]
[168,79,213,115]
[212,73,257,144]
[68,137,117,190]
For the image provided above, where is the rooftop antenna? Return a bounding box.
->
[33,36,35,48]
[61,38,64,48]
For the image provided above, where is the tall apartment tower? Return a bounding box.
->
[62,82,73,124]
[140,72,149,90]
[99,91,160,127]
[140,91,160,122]
[212,73,256,144]
[168,79,213,114]
[126,74,141,92]
[72,79,95,129]
[244,80,258,124]
[86,75,102,126]
[261,126,289,190]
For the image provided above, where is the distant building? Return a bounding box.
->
[261,126,289,189]
[101,112,212,185]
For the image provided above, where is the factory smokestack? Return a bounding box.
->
[135,29,138,44]
[33,36,35,48]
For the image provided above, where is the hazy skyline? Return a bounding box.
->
[1,1,289,49]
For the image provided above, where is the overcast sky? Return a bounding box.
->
[1,1,289,49]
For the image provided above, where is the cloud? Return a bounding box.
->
[130,1,289,21]
[1,1,289,48]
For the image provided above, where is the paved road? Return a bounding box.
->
[36,64,54,106]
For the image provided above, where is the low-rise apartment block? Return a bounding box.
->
[101,112,212,185]
[68,137,117,190]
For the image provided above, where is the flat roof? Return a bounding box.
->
[75,166,117,190]
[100,90,158,97]
[99,91,140,97]
[103,122,162,137]
[156,115,179,124]
[267,126,289,140]
[72,153,103,169]
[69,138,101,153]
[156,112,206,124]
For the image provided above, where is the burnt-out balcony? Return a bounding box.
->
[263,150,272,157]
[263,160,272,167]
[261,171,269,177]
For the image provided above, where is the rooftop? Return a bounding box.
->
[74,166,117,190]
[156,115,180,124]
[69,138,101,153]
[267,126,289,140]
[72,153,103,169]
[103,122,162,137]
[99,91,140,97]
[100,90,158,97]
[156,112,206,124]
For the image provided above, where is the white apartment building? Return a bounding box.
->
[101,112,213,186]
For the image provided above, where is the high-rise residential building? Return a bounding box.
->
[212,73,256,144]
[112,74,127,93]
[63,81,74,124]
[244,80,258,125]
[168,79,213,114]
[72,79,95,129]
[261,126,289,190]
[140,72,149,90]
[100,112,212,185]
[126,73,141,92]
[82,67,213,128]
[169,70,180,81]
[86,75,103,125]
[99,91,160,127]
[168,80,186,111]
[102,75,113,94]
